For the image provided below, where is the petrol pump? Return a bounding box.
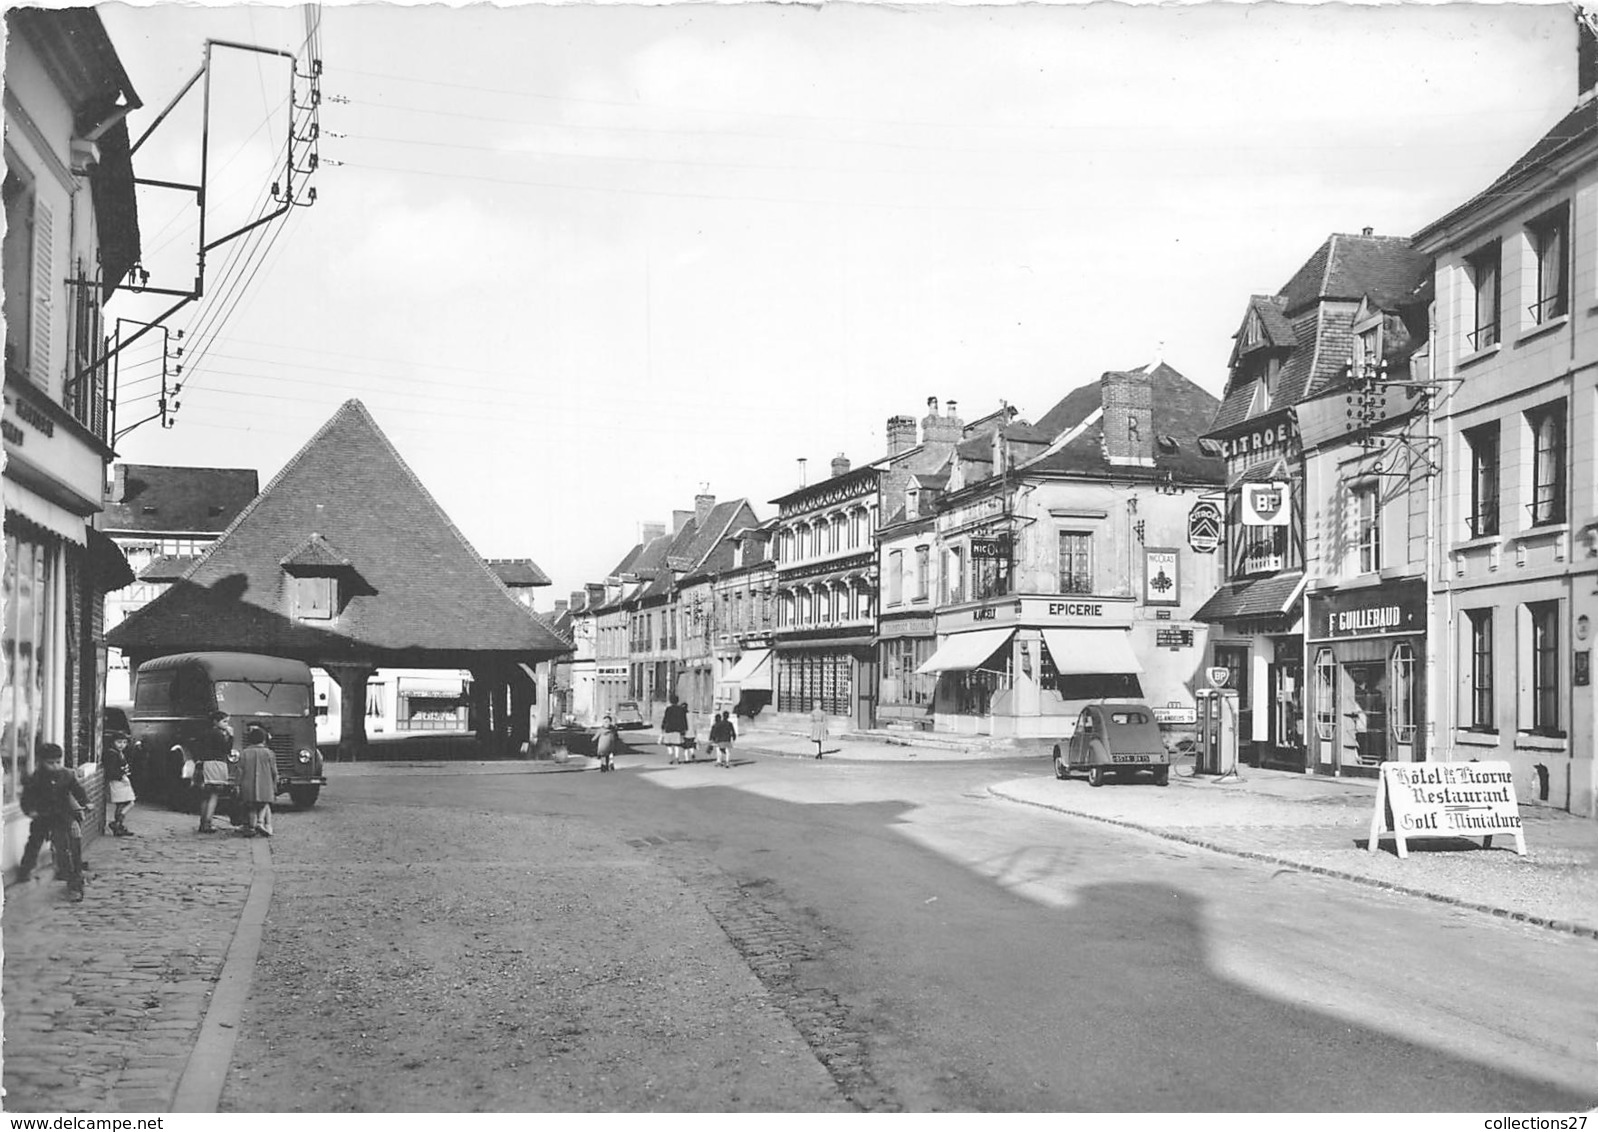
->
[1194,666,1240,777]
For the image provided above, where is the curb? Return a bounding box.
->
[171,835,274,1112]
[987,784,1598,943]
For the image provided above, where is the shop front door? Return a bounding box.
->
[1339,662,1387,775]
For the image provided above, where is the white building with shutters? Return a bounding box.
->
[2,8,143,873]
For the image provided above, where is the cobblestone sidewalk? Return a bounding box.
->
[3,805,255,1113]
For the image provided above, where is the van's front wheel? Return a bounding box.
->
[289,785,321,809]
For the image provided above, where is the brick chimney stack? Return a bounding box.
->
[641,521,666,543]
[695,492,716,527]
[570,589,586,610]
[830,453,851,478]
[1101,370,1156,467]
[553,599,568,618]
[672,509,694,534]
[921,396,962,445]
[887,415,917,455]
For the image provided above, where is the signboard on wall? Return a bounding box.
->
[1153,702,1197,724]
[1368,761,1526,859]
[1308,579,1427,641]
[1143,548,1180,606]
[1155,628,1194,649]
[1187,501,1221,554]
[1241,482,1290,526]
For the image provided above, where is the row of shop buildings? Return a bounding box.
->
[560,21,1598,817]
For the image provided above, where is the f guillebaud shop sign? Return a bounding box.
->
[1309,579,1426,642]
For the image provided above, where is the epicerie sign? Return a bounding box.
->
[1368,761,1525,859]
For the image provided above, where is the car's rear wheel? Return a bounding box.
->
[1053,744,1067,780]
[289,785,320,809]
[1154,765,1170,787]
[1087,765,1106,788]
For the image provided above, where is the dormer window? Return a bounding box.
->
[281,532,361,623]
[293,575,335,620]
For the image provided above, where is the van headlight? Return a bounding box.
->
[298,749,313,763]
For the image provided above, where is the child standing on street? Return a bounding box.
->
[594,714,620,772]
[709,712,735,768]
[16,744,87,900]
[236,726,279,837]
[104,733,137,836]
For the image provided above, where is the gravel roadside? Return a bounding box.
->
[218,798,849,1112]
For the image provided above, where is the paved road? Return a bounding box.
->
[235,753,1596,1111]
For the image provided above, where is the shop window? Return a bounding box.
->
[1346,663,1388,766]
[1528,601,1560,735]
[1213,645,1249,705]
[1466,608,1494,731]
[1390,643,1416,745]
[1526,402,1565,526]
[2,529,55,801]
[1464,422,1499,538]
[1058,531,1093,594]
[1314,648,1335,741]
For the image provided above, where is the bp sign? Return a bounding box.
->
[1242,482,1290,526]
[1187,501,1221,554]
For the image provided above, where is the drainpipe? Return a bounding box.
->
[1424,298,1439,765]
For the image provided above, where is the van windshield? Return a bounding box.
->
[215,680,312,717]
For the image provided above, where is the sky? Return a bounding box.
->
[90,0,1579,606]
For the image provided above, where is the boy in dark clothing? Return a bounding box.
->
[16,743,87,899]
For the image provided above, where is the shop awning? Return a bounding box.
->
[720,648,772,691]
[3,484,88,546]
[398,676,466,696]
[1041,628,1143,675]
[915,627,1014,675]
[1192,571,1306,624]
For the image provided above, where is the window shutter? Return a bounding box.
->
[30,199,53,389]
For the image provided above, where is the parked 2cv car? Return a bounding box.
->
[1052,702,1171,787]
[130,652,327,808]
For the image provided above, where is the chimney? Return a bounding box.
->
[830,453,851,478]
[921,395,962,445]
[585,583,606,606]
[695,492,716,527]
[111,465,127,503]
[1101,370,1156,467]
[672,509,694,534]
[1361,226,1374,237]
[553,600,568,618]
[1581,10,1598,98]
[570,589,586,611]
[887,414,917,455]
[641,521,666,543]
[797,457,808,487]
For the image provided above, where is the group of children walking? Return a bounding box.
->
[592,697,741,771]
